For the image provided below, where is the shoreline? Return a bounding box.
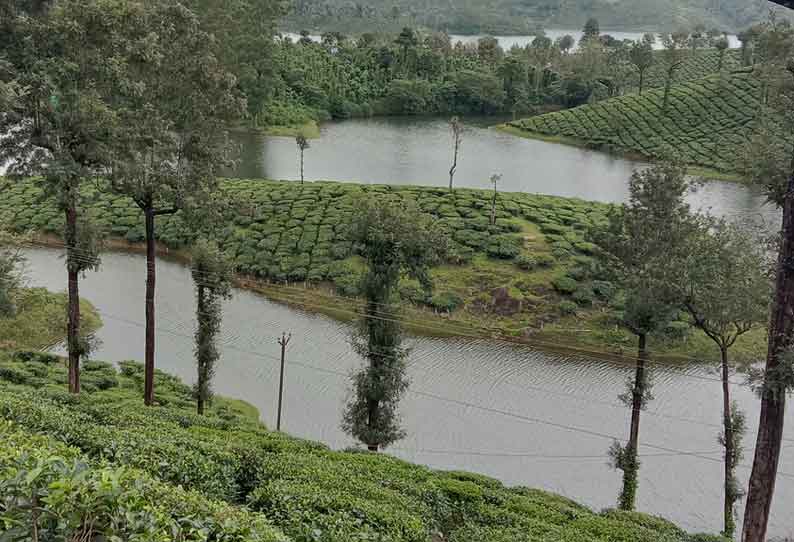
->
[28,233,743,368]
[494,124,747,184]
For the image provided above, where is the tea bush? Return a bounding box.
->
[509,71,762,174]
[0,352,715,542]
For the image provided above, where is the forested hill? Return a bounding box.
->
[284,0,789,35]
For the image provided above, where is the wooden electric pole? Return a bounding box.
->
[276,332,291,432]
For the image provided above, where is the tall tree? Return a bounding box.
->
[296,132,310,184]
[108,1,243,406]
[740,59,794,542]
[629,39,654,94]
[715,36,730,73]
[448,116,463,191]
[594,161,695,511]
[676,219,770,539]
[661,31,689,113]
[342,197,447,451]
[0,230,27,318]
[0,0,123,394]
[191,239,233,415]
[582,18,600,44]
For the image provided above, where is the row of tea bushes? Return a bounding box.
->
[0,352,727,542]
[0,178,610,312]
[509,71,760,174]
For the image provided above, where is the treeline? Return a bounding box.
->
[264,22,737,127]
[282,0,787,35]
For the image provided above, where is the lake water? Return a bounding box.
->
[231,116,780,228]
[281,31,742,51]
[23,247,794,538]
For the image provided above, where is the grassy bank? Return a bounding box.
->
[0,178,767,363]
[0,350,727,541]
[506,71,761,177]
[0,288,101,351]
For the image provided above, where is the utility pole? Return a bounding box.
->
[276,332,291,432]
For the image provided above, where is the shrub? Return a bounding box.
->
[486,235,521,260]
[592,280,616,299]
[551,276,578,295]
[515,254,537,271]
[429,291,464,313]
[559,301,578,316]
[571,287,594,307]
[535,254,555,268]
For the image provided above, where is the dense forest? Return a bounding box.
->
[264,26,740,129]
[282,0,790,35]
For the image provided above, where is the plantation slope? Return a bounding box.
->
[643,49,742,90]
[0,351,728,542]
[0,177,769,361]
[508,71,761,174]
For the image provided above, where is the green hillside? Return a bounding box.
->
[0,348,728,542]
[506,71,761,175]
[0,177,768,360]
[643,49,741,89]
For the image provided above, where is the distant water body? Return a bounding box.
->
[281,30,742,51]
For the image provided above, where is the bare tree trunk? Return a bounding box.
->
[144,205,156,406]
[742,165,794,542]
[620,333,647,511]
[300,149,304,184]
[721,345,736,539]
[638,70,644,95]
[65,181,81,394]
[196,283,206,416]
[449,140,459,191]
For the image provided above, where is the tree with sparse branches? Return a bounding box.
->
[296,133,310,184]
[191,239,233,416]
[107,1,243,406]
[674,218,770,539]
[342,197,447,452]
[489,173,502,225]
[740,57,794,542]
[629,39,654,94]
[594,161,696,511]
[448,116,463,191]
[661,31,689,113]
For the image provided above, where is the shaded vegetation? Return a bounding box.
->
[507,70,764,174]
[0,178,768,362]
[0,351,728,542]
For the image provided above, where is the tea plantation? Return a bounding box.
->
[0,177,612,330]
[507,71,761,175]
[643,49,741,90]
[0,348,728,542]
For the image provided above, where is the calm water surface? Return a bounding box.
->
[24,248,794,538]
[281,31,742,51]
[231,116,780,227]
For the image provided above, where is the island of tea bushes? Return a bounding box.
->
[0,176,768,360]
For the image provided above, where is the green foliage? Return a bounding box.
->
[192,239,235,415]
[343,197,447,449]
[510,71,763,174]
[0,421,287,541]
[552,276,579,295]
[0,353,716,542]
[430,291,465,313]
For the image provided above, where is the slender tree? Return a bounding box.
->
[715,37,730,73]
[296,133,310,184]
[489,173,502,226]
[108,1,243,406]
[594,161,695,511]
[741,60,794,542]
[582,18,600,44]
[342,197,447,452]
[629,39,654,94]
[676,219,770,538]
[661,31,689,113]
[191,239,233,416]
[0,230,27,318]
[448,116,463,191]
[0,0,124,394]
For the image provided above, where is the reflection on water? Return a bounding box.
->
[24,248,793,537]
[229,117,780,228]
